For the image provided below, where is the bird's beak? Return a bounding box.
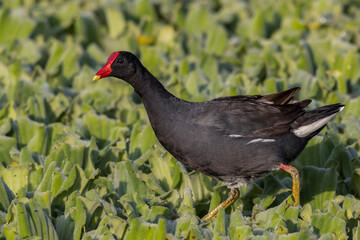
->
[92,52,119,82]
[93,75,101,81]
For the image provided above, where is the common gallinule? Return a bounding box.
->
[93,51,344,220]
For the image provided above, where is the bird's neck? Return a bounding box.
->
[130,68,178,116]
[129,67,174,99]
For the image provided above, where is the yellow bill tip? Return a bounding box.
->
[93,75,101,81]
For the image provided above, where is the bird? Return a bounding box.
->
[93,51,344,221]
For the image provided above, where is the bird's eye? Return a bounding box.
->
[118,58,125,64]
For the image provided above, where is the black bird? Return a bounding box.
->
[93,51,344,220]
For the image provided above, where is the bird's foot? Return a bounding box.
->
[202,188,240,221]
[280,163,300,206]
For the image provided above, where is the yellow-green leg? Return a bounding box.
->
[280,163,300,205]
[202,188,240,221]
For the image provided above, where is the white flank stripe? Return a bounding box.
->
[261,139,276,143]
[293,108,344,138]
[229,134,244,138]
[245,138,275,145]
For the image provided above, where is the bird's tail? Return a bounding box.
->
[291,103,344,138]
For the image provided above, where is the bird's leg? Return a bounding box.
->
[202,188,240,221]
[280,163,300,205]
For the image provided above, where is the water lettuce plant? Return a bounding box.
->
[0,0,359,239]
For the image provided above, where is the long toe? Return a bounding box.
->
[202,188,240,221]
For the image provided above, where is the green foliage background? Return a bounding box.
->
[0,0,360,239]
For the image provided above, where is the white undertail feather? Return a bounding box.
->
[293,107,344,137]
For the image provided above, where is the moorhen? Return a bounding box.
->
[93,51,344,220]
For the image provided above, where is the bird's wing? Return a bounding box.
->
[212,87,302,105]
[194,88,311,138]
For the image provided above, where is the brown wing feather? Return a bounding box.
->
[260,87,300,105]
[212,87,303,105]
[198,88,312,138]
[246,100,312,137]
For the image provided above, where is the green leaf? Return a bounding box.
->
[0,8,35,45]
[154,218,166,239]
[51,165,93,211]
[0,118,12,135]
[133,0,157,21]
[55,213,75,240]
[79,190,117,229]
[296,136,334,167]
[78,88,114,114]
[139,47,166,76]
[74,12,100,45]
[180,171,212,203]
[62,45,80,80]
[82,111,127,148]
[311,212,346,239]
[185,4,213,34]
[27,199,59,240]
[45,40,66,75]
[73,197,86,240]
[18,147,34,165]
[0,136,16,165]
[15,39,42,64]
[174,214,199,239]
[350,168,360,198]
[129,122,156,160]
[288,70,319,100]
[243,48,266,81]
[206,191,221,217]
[105,7,126,38]
[96,216,128,239]
[252,10,266,37]
[255,205,285,231]
[1,165,28,196]
[33,191,52,217]
[49,139,95,175]
[0,178,15,212]
[178,188,196,217]
[301,166,337,209]
[206,25,228,55]
[184,71,200,97]
[141,205,172,223]
[342,50,359,84]
[48,94,70,122]
[344,100,360,119]
[213,208,227,236]
[353,226,360,240]
[27,163,43,192]
[124,218,158,240]
[230,225,253,240]
[16,201,35,238]
[149,151,181,191]
[114,160,150,198]
[26,96,53,124]
[27,125,50,155]
[36,161,57,193]
[12,116,43,149]
[120,193,142,220]
[229,209,246,229]
[3,221,20,240]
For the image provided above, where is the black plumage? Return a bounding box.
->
[93,51,344,220]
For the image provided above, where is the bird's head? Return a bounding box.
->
[93,51,140,83]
